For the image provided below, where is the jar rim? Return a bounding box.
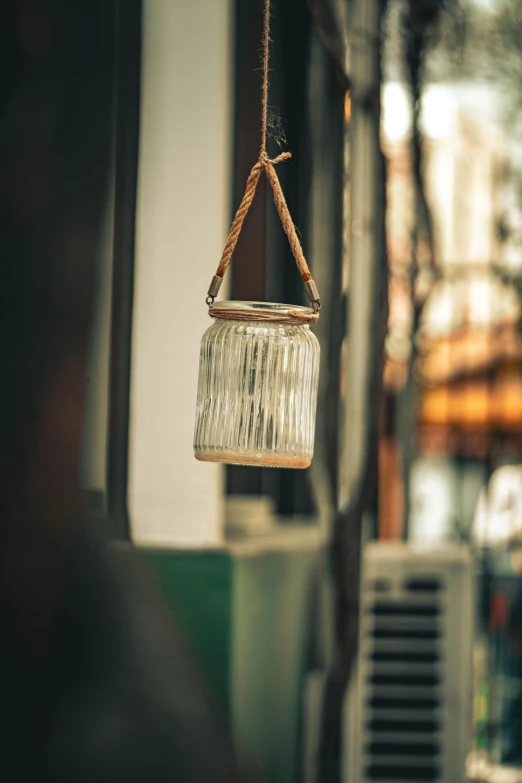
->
[211,300,314,317]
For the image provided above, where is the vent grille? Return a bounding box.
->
[370,601,441,617]
[367,742,440,757]
[364,763,441,781]
[348,547,472,783]
[360,578,444,781]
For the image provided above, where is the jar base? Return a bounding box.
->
[194,449,311,470]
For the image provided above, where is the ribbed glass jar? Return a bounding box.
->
[194,302,320,468]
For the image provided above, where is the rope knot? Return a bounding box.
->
[260,151,291,170]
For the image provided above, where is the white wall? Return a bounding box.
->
[129,0,233,546]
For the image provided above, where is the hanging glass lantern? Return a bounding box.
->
[193,0,321,469]
[194,301,320,468]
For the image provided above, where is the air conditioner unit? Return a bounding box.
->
[344,542,474,783]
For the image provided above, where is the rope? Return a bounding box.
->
[260,0,270,159]
[215,153,289,280]
[209,0,318,307]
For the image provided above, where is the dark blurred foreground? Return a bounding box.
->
[0,2,251,780]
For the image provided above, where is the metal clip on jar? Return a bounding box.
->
[194,301,320,469]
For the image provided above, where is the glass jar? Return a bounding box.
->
[194,301,320,468]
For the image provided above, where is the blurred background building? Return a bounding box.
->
[379,1,522,780]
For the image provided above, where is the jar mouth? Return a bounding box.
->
[212,300,314,317]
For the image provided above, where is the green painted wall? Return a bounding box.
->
[146,551,233,714]
[232,553,316,783]
[146,546,320,783]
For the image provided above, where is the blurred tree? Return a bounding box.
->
[432,1,522,317]
[432,0,522,133]
[385,0,451,534]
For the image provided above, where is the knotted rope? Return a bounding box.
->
[206,0,320,321]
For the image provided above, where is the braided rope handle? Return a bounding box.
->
[206,152,320,312]
[205,0,320,314]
